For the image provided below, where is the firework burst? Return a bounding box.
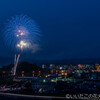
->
[3,15,40,53]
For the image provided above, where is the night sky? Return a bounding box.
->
[0,0,100,65]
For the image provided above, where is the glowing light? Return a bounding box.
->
[78,64,82,67]
[20,32,24,35]
[22,71,24,74]
[17,40,29,49]
[61,73,64,75]
[43,79,46,83]
[48,74,50,77]
[16,34,19,37]
[61,70,64,73]
[18,30,21,33]
[65,73,68,76]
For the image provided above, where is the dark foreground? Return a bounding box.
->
[0,97,67,100]
[0,94,67,100]
[0,96,50,100]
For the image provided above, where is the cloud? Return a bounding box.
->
[31,44,40,53]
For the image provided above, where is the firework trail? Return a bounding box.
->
[3,15,40,53]
[13,54,20,75]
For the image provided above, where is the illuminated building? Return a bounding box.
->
[31,78,56,92]
[50,64,55,69]
[92,64,100,72]
[42,64,46,69]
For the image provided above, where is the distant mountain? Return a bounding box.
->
[17,62,42,73]
[0,62,42,75]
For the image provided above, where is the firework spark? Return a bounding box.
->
[17,40,29,49]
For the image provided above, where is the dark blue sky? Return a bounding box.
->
[0,0,100,65]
